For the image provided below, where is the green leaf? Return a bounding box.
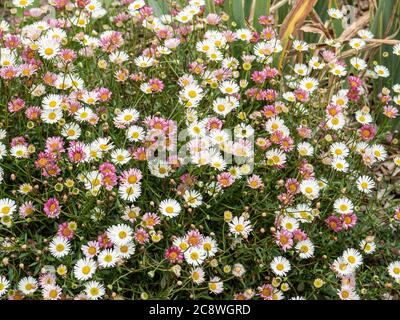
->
[205,0,216,14]
[230,0,245,28]
[244,0,252,18]
[329,0,344,37]
[147,0,169,17]
[252,0,271,31]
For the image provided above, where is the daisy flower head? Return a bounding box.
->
[356,175,375,194]
[280,216,299,232]
[159,199,181,218]
[330,64,347,77]
[13,0,34,8]
[118,183,142,202]
[38,36,60,60]
[393,43,400,56]
[98,249,119,268]
[394,155,400,167]
[236,28,252,42]
[219,80,239,95]
[374,65,389,78]
[350,57,367,71]
[41,108,62,124]
[126,125,145,142]
[331,157,349,172]
[296,240,315,259]
[202,236,218,257]
[232,263,246,277]
[184,246,207,266]
[74,258,97,281]
[338,285,358,300]
[49,236,71,258]
[328,8,344,19]
[299,77,319,92]
[0,276,10,297]
[293,40,309,52]
[18,276,38,295]
[300,179,320,200]
[191,267,205,284]
[370,144,387,161]
[387,261,400,280]
[116,242,136,259]
[110,148,131,165]
[349,38,366,50]
[175,9,194,24]
[342,248,363,269]
[359,239,376,255]
[357,29,374,39]
[330,142,349,158]
[61,123,81,140]
[42,285,62,300]
[297,142,314,157]
[308,56,325,70]
[332,257,354,277]
[183,190,203,208]
[208,277,224,294]
[355,110,372,124]
[82,241,100,258]
[270,256,291,276]
[0,198,17,217]
[128,0,145,12]
[266,148,287,167]
[134,56,155,68]
[229,216,253,238]
[326,114,346,130]
[334,197,354,215]
[106,224,133,246]
[293,63,309,76]
[85,281,105,300]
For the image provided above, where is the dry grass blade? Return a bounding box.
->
[339,36,400,58]
[270,0,289,14]
[337,13,370,42]
[300,24,330,38]
[278,0,318,72]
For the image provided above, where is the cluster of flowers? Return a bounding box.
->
[0,0,399,300]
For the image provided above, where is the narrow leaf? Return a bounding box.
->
[278,0,318,72]
[231,0,245,28]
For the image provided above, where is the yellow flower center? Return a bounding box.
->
[348,256,356,264]
[235,224,244,232]
[305,187,313,194]
[44,48,54,56]
[90,287,99,296]
[190,252,199,260]
[276,263,284,271]
[49,289,58,299]
[82,266,91,274]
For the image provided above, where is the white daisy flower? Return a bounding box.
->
[342,248,363,269]
[74,258,97,281]
[85,281,105,300]
[106,224,133,246]
[184,247,207,266]
[49,236,71,258]
[159,199,181,218]
[356,175,375,194]
[296,240,315,259]
[388,261,400,279]
[270,256,291,276]
[18,276,38,295]
[334,197,354,214]
[228,216,253,237]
